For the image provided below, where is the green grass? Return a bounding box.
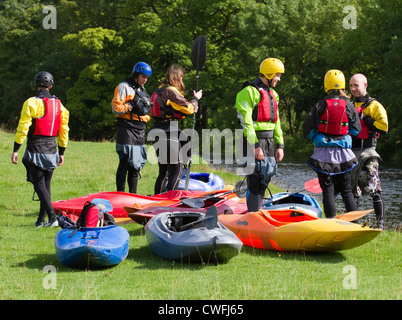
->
[0,130,400,300]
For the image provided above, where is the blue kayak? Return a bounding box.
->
[262,192,323,218]
[178,172,225,191]
[55,225,129,268]
[145,206,242,264]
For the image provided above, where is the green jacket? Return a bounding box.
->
[236,79,284,148]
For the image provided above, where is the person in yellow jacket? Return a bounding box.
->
[236,58,285,212]
[111,62,152,193]
[11,71,69,228]
[349,73,389,229]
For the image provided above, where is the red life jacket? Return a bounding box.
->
[150,86,185,120]
[33,97,61,136]
[355,98,376,139]
[318,97,349,135]
[77,201,104,228]
[252,86,278,123]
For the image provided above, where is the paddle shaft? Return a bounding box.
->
[185,36,207,191]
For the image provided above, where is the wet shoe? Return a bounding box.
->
[34,221,44,228]
[44,220,59,228]
[376,220,385,230]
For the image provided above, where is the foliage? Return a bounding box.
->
[0,0,400,163]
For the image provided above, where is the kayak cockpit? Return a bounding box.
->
[260,209,318,227]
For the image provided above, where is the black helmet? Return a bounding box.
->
[34,71,54,88]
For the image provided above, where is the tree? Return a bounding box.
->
[0,0,400,162]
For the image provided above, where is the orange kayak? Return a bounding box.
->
[218,209,381,252]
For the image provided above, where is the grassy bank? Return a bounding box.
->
[0,130,400,300]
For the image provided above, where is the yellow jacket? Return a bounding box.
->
[159,85,196,116]
[15,96,69,148]
[354,99,388,133]
[111,82,150,122]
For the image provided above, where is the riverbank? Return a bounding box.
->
[1,130,400,301]
[210,159,401,231]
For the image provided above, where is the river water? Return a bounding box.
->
[212,160,401,230]
[271,162,401,231]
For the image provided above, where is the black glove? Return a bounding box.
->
[362,115,376,130]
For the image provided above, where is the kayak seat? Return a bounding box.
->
[261,209,317,226]
[260,211,289,227]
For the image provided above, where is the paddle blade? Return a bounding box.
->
[191,35,207,71]
[204,205,218,229]
[304,178,322,193]
[91,198,113,213]
[123,206,138,214]
[181,198,206,209]
[335,209,374,222]
[234,180,248,198]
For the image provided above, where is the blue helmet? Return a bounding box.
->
[133,62,152,77]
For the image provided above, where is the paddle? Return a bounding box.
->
[335,209,374,222]
[234,179,248,199]
[91,198,113,213]
[303,178,322,193]
[184,35,207,191]
[179,205,218,231]
[263,178,322,206]
[180,180,247,208]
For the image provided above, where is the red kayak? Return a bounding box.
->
[52,189,245,218]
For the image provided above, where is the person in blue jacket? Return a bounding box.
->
[303,70,361,219]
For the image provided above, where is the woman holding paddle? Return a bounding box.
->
[149,64,202,194]
[303,70,361,219]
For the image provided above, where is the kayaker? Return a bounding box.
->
[303,70,361,219]
[149,64,202,194]
[349,73,389,229]
[11,71,70,228]
[111,62,152,194]
[236,58,285,212]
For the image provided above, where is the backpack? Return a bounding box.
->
[76,201,104,228]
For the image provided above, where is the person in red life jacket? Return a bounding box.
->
[11,71,69,228]
[148,64,202,194]
[303,70,361,219]
[236,58,285,212]
[349,73,389,229]
[111,62,152,194]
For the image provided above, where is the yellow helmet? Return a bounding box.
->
[259,58,285,80]
[324,69,345,92]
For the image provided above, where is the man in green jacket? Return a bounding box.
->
[236,58,285,211]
